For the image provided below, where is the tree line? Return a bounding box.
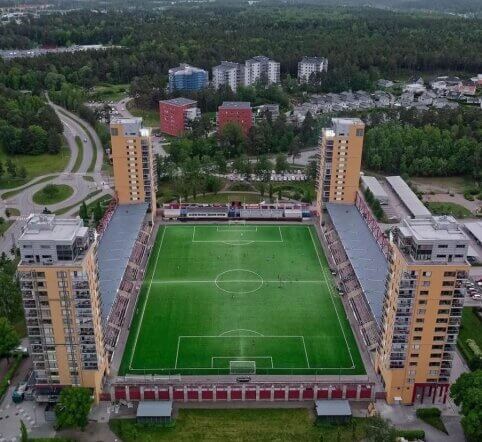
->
[0,86,63,156]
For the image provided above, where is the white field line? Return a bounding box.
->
[151,280,326,284]
[129,226,167,370]
[211,356,273,368]
[301,336,311,368]
[192,240,283,243]
[278,226,284,242]
[308,226,355,369]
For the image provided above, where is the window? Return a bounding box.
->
[438,245,448,249]
[422,271,432,277]
[432,345,443,350]
[110,127,118,136]
[438,309,450,315]
[443,281,455,287]
[456,245,465,249]
[414,327,423,332]
[410,353,419,358]
[412,344,420,349]
[420,290,429,296]
[436,254,447,258]
[419,300,427,305]
[416,318,424,323]
[444,272,456,277]
[418,309,426,315]
[430,353,441,358]
[413,336,421,341]
[429,362,440,367]
[409,362,417,366]
[356,128,364,137]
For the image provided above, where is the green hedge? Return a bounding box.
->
[396,429,426,440]
[416,408,441,418]
[0,354,23,401]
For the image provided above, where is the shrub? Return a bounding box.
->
[396,429,425,440]
[0,355,22,401]
[467,339,482,357]
[464,192,475,201]
[416,407,441,418]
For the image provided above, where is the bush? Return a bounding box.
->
[416,407,441,418]
[464,192,475,201]
[396,429,425,440]
[0,354,22,401]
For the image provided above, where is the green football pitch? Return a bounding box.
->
[119,224,365,375]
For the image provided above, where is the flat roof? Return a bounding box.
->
[220,101,251,109]
[464,221,482,243]
[160,97,197,106]
[137,401,172,418]
[398,216,468,243]
[315,400,351,416]
[326,203,388,324]
[97,203,148,320]
[361,176,388,201]
[19,215,86,243]
[386,176,431,218]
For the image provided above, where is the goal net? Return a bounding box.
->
[229,360,256,374]
[228,220,247,225]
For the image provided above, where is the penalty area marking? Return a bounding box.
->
[192,225,284,244]
[211,356,274,368]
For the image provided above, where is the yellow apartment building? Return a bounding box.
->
[110,117,156,211]
[376,216,469,404]
[18,215,108,401]
[316,117,365,213]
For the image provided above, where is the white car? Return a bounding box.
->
[471,294,481,300]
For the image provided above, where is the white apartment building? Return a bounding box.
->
[245,55,280,85]
[212,61,245,93]
[298,56,328,83]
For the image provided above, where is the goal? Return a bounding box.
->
[228,220,247,226]
[229,360,256,375]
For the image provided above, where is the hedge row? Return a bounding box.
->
[0,355,23,401]
[396,429,426,440]
[416,407,441,418]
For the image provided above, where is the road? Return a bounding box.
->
[0,101,114,256]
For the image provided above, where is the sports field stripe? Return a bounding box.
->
[151,280,326,284]
[129,225,167,370]
[308,226,355,369]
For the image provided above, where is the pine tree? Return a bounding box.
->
[79,201,88,223]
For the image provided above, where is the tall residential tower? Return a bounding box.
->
[110,117,156,211]
[18,215,108,401]
[376,216,469,404]
[316,117,365,213]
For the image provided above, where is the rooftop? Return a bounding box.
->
[361,176,388,201]
[213,61,242,71]
[300,56,327,64]
[169,63,206,75]
[219,101,251,109]
[160,97,197,107]
[137,401,172,418]
[398,216,469,243]
[19,215,88,243]
[464,221,482,243]
[326,203,388,324]
[98,203,148,320]
[316,400,351,417]
[386,176,431,219]
[330,117,364,136]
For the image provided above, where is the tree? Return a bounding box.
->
[6,159,17,178]
[256,181,266,197]
[18,166,27,179]
[55,387,93,430]
[0,267,23,322]
[219,123,245,158]
[20,420,28,442]
[204,175,223,194]
[0,317,19,361]
[306,159,318,182]
[275,154,289,174]
[288,137,302,164]
[93,201,103,224]
[451,370,482,441]
[365,417,397,442]
[255,155,273,182]
[79,201,88,223]
[0,160,3,179]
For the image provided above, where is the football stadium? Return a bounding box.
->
[119,224,364,376]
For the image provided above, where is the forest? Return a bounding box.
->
[0,85,63,155]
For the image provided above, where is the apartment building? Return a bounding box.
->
[18,215,108,401]
[159,98,200,137]
[168,63,208,93]
[316,117,364,212]
[376,216,469,404]
[298,56,328,83]
[217,101,253,137]
[245,55,280,85]
[110,118,156,211]
[212,61,245,93]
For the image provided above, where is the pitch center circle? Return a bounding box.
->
[215,269,264,294]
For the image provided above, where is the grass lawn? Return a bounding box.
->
[88,83,129,102]
[0,220,13,236]
[128,105,159,127]
[82,175,95,182]
[71,136,84,173]
[187,192,264,204]
[119,224,364,376]
[110,410,370,442]
[418,414,448,434]
[54,189,103,215]
[458,307,482,366]
[1,175,58,200]
[0,147,70,190]
[426,202,472,218]
[33,184,74,206]
[5,208,20,216]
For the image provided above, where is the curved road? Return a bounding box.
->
[0,102,114,255]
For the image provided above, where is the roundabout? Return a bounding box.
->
[214,269,264,294]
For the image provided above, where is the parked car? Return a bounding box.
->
[471,294,481,300]
[12,382,27,403]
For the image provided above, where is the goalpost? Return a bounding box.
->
[228,220,247,225]
[229,360,256,375]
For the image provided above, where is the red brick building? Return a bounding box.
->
[217,101,253,137]
[159,98,199,136]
